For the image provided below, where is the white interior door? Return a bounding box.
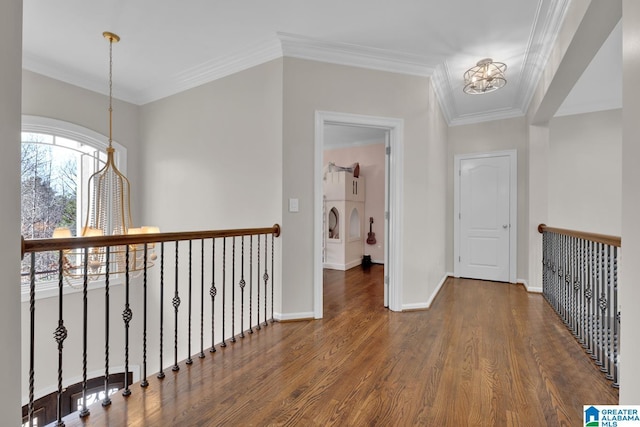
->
[456,153,515,282]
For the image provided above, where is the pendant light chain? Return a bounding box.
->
[108,36,114,149]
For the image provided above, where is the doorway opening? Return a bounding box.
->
[314,111,404,318]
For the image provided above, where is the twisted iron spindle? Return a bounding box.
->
[55,251,67,427]
[578,239,586,347]
[240,236,246,338]
[200,239,206,358]
[604,244,612,377]
[594,242,602,365]
[586,241,594,356]
[210,239,217,353]
[158,243,166,379]
[173,242,181,371]
[80,248,90,417]
[141,244,149,387]
[256,235,261,331]
[263,234,269,327]
[249,236,254,334]
[221,238,227,347]
[613,246,620,388]
[187,240,193,365]
[231,237,236,343]
[122,246,133,396]
[103,247,112,405]
[28,254,35,427]
[570,236,577,336]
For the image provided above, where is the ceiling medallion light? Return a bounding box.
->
[463,58,507,95]
[53,31,158,282]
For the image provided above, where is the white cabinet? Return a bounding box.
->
[323,171,365,270]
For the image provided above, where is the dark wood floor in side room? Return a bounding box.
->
[61,265,618,426]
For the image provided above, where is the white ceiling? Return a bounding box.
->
[22,0,620,126]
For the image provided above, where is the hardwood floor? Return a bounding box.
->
[61,265,618,426]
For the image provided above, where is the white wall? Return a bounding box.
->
[282,58,448,314]
[447,117,529,281]
[138,59,283,371]
[139,59,283,231]
[621,0,640,403]
[1,0,23,423]
[549,109,622,236]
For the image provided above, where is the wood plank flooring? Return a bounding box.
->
[61,265,618,426]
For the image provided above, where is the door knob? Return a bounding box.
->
[502,224,509,229]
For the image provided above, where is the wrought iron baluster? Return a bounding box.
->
[263,234,269,327]
[613,246,620,388]
[141,244,149,387]
[55,250,67,427]
[123,246,133,396]
[586,240,594,356]
[172,242,181,371]
[249,236,254,334]
[200,239,205,358]
[210,239,217,353]
[187,240,193,365]
[158,243,166,379]
[541,231,547,298]
[240,236,246,338]
[553,234,560,313]
[28,253,36,427]
[595,242,603,365]
[80,248,90,416]
[604,244,612,377]
[578,239,586,347]
[571,236,578,336]
[221,238,227,347]
[231,237,236,343]
[103,246,112,405]
[256,236,261,331]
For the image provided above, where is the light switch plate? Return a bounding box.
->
[289,198,299,212]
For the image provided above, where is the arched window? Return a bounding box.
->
[20,116,127,289]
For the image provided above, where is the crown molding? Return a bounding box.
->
[515,0,571,114]
[278,32,435,77]
[448,106,525,127]
[132,38,283,104]
[431,63,457,125]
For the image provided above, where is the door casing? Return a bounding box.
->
[314,111,404,317]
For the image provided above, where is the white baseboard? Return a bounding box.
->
[518,278,542,293]
[425,272,452,308]
[274,311,315,321]
[401,272,452,311]
[323,258,361,271]
[402,302,429,311]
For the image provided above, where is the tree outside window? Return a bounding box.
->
[20,131,107,285]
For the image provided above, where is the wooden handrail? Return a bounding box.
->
[22,224,281,257]
[537,224,620,247]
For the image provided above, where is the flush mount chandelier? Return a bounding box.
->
[54,31,158,282]
[463,58,507,95]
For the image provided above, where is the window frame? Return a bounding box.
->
[21,116,128,301]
